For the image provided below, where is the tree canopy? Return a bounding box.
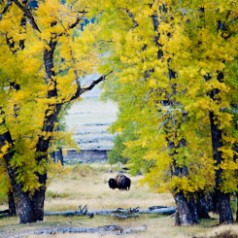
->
[89,0,238,224]
[0,0,107,223]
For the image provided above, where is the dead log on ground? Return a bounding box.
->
[45,206,176,218]
[8,224,147,238]
[0,209,10,218]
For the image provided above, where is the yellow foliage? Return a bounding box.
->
[0,142,9,155]
[0,0,102,195]
[91,0,238,196]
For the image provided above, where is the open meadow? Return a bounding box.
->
[0,163,238,238]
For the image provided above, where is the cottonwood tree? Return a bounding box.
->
[0,0,108,223]
[88,0,238,225]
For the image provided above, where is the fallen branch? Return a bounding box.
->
[0,209,9,215]
[8,224,147,238]
[140,207,176,215]
[0,209,10,218]
[45,206,176,218]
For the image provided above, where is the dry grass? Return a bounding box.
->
[0,163,238,238]
[44,164,174,211]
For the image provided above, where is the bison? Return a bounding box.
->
[108,174,131,191]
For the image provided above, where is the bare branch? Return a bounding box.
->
[125,8,138,29]
[55,16,82,38]
[68,72,112,102]
[12,0,41,32]
[80,75,106,93]
[81,71,113,93]
[0,0,12,19]
[75,10,88,14]
[68,16,81,30]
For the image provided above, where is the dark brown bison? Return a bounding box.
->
[108,174,131,191]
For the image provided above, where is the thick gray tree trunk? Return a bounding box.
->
[174,193,198,225]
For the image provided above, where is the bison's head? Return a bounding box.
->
[108,178,117,189]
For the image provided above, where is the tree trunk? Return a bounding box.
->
[167,139,198,225]
[209,111,233,224]
[205,192,217,213]
[0,129,33,223]
[174,192,198,225]
[51,148,64,165]
[195,193,210,219]
[215,190,233,224]
[8,191,16,216]
[31,176,47,221]
[58,147,64,165]
[236,192,238,222]
[23,39,60,223]
[15,190,37,223]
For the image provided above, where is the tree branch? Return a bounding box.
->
[68,72,112,102]
[125,8,139,29]
[12,0,41,32]
[68,16,81,30]
[80,75,106,94]
[56,17,82,38]
[0,0,12,19]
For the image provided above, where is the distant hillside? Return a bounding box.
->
[65,83,118,150]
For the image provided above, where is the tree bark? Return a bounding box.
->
[15,191,38,223]
[209,111,233,224]
[195,193,210,219]
[167,138,198,225]
[174,192,198,226]
[215,190,233,224]
[31,176,47,221]
[8,191,16,216]
[0,127,36,223]
[236,192,238,222]
[51,147,64,165]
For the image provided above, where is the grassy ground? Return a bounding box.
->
[0,163,238,238]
